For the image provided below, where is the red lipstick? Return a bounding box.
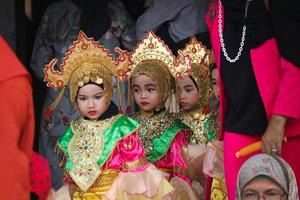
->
[141,101,150,106]
[180,102,188,108]
[88,111,97,116]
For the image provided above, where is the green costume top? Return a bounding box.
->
[58,114,139,191]
[135,111,189,163]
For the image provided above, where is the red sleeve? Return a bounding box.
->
[272,57,300,119]
[0,76,34,199]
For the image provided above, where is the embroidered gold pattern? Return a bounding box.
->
[135,111,174,155]
[178,110,209,144]
[68,116,119,191]
[122,158,148,171]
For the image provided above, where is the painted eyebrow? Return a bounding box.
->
[145,84,156,87]
[93,92,103,96]
[132,84,156,88]
[78,92,103,97]
[184,85,195,89]
[132,84,141,88]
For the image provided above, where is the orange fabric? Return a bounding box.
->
[0,36,34,199]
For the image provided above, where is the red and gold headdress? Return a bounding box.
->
[43,31,126,115]
[118,31,191,81]
[177,36,215,109]
[117,31,192,113]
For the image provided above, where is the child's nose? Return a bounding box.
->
[88,99,95,107]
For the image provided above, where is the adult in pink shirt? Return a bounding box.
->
[206,0,300,199]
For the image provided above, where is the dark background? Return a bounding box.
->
[0,0,146,151]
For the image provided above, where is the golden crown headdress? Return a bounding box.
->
[178,36,215,80]
[116,31,192,113]
[43,31,126,115]
[177,36,215,110]
[117,31,192,81]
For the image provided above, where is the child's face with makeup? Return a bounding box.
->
[76,84,107,120]
[132,74,162,112]
[177,76,199,111]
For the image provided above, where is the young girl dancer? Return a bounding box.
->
[176,37,227,199]
[118,31,201,199]
[44,31,173,200]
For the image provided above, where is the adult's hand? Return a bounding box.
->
[261,115,286,155]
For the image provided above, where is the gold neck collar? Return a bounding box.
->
[185,107,203,120]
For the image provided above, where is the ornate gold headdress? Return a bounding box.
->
[117,31,192,113]
[44,31,126,115]
[177,36,215,110]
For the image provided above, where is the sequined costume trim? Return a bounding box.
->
[179,111,217,144]
[136,111,188,162]
[58,114,139,191]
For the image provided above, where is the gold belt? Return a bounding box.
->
[74,169,119,194]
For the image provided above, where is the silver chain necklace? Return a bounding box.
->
[218,0,252,63]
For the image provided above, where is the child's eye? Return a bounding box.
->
[185,87,194,93]
[133,88,140,93]
[78,97,87,101]
[148,88,156,92]
[95,95,103,100]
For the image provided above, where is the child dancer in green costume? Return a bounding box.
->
[43,31,173,200]
[176,37,227,199]
[118,31,200,200]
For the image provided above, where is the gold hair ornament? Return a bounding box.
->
[43,31,127,116]
[177,36,215,110]
[116,31,192,113]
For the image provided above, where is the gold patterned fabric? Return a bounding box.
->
[72,169,120,200]
[68,116,120,191]
[135,111,175,155]
[210,178,228,200]
[122,158,148,171]
[179,110,208,144]
[178,109,216,144]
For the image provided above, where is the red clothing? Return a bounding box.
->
[0,36,34,200]
[30,152,51,200]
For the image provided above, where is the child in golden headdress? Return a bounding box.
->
[176,37,217,144]
[44,31,174,200]
[118,31,200,199]
[176,37,227,199]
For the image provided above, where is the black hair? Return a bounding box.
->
[188,76,199,91]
